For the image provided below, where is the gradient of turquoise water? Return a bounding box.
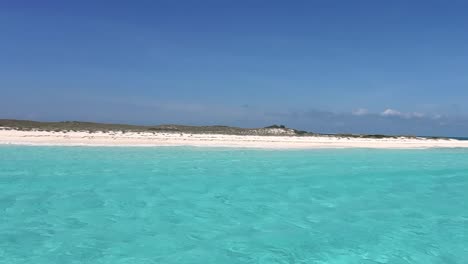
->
[1,146,467,264]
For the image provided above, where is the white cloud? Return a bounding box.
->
[381,109,425,119]
[381,109,402,117]
[352,108,369,116]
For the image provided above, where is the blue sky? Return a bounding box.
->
[1,1,468,136]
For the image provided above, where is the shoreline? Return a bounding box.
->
[1,129,468,149]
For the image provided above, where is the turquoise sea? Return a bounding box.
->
[1,146,467,264]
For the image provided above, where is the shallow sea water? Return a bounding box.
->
[0,146,467,263]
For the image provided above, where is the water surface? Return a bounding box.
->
[1,146,467,263]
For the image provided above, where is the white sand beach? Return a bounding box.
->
[1,128,467,149]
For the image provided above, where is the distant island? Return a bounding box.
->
[0,119,440,139]
[1,119,466,149]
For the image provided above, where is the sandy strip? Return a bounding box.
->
[0,129,467,149]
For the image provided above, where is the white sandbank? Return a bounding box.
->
[1,128,467,149]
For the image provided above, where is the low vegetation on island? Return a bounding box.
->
[0,119,445,139]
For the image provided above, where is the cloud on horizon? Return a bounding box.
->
[380,108,426,119]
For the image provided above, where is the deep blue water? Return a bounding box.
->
[1,146,467,263]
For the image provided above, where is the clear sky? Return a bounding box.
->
[1,1,468,136]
